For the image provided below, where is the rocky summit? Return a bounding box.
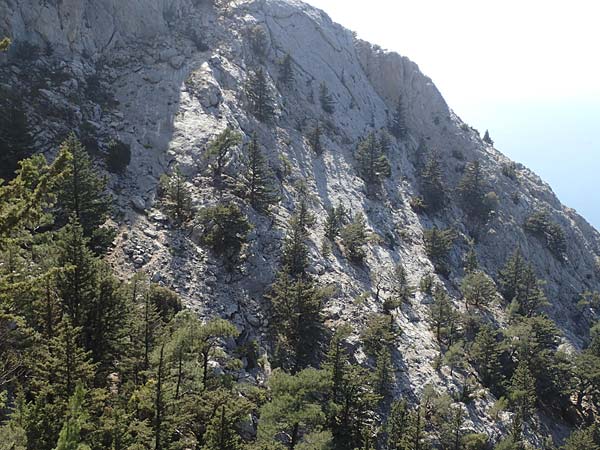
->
[1,1,599,449]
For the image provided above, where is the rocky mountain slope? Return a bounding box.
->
[2,0,600,444]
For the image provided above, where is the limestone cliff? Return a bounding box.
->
[2,0,599,444]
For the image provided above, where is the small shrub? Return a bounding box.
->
[524,210,567,259]
[501,162,518,180]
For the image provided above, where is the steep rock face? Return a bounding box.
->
[2,0,599,443]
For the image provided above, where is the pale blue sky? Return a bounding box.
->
[305,0,600,228]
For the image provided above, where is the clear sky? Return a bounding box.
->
[304,0,600,228]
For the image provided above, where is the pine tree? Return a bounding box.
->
[160,166,193,226]
[390,95,408,139]
[386,398,409,450]
[373,346,394,397]
[257,368,331,450]
[278,53,295,88]
[197,203,252,259]
[324,202,346,241]
[55,220,98,331]
[387,263,414,310]
[53,384,91,450]
[508,361,536,439]
[361,313,400,358]
[340,213,367,263]
[309,122,323,155]
[240,134,279,212]
[498,249,527,303]
[420,151,445,212]
[319,82,335,114]
[463,241,479,273]
[205,126,242,179]
[423,227,455,274]
[460,271,497,310]
[356,132,391,184]
[267,273,325,372]
[429,286,457,346]
[282,198,316,279]
[54,134,113,252]
[457,160,492,222]
[470,325,503,389]
[246,68,275,122]
[483,130,494,146]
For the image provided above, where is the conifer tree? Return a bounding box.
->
[356,132,391,184]
[483,130,494,146]
[160,166,193,226]
[267,273,325,372]
[278,53,295,88]
[508,361,536,439]
[386,263,414,310]
[197,203,252,260]
[390,95,408,139]
[460,271,497,310]
[470,325,503,389]
[429,286,458,346]
[282,198,316,279]
[54,134,113,252]
[324,202,347,241]
[257,368,331,450]
[457,160,493,222]
[240,134,278,213]
[340,213,367,263]
[309,122,323,155]
[53,384,91,450]
[420,151,445,212]
[423,227,455,274]
[205,126,242,179]
[463,241,479,273]
[246,68,275,122]
[498,249,527,303]
[319,82,335,114]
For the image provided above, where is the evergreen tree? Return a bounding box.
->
[159,166,194,226]
[420,151,445,213]
[340,213,367,263]
[319,82,335,114]
[470,325,503,389]
[356,132,391,184]
[267,273,325,372]
[498,249,527,303]
[429,286,459,346]
[257,368,331,450]
[390,95,408,139]
[246,68,275,122]
[278,53,295,88]
[54,135,113,252]
[460,271,497,310]
[463,242,479,273]
[483,130,494,146]
[457,160,493,223]
[309,122,323,155]
[508,361,536,439]
[282,198,316,279]
[386,263,414,310]
[324,202,347,241]
[197,203,252,260]
[561,425,600,450]
[205,126,242,179]
[105,139,131,174]
[240,134,279,213]
[361,313,400,358]
[53,384,91,450]
[386,398,410,450]
[423,227,455,274]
